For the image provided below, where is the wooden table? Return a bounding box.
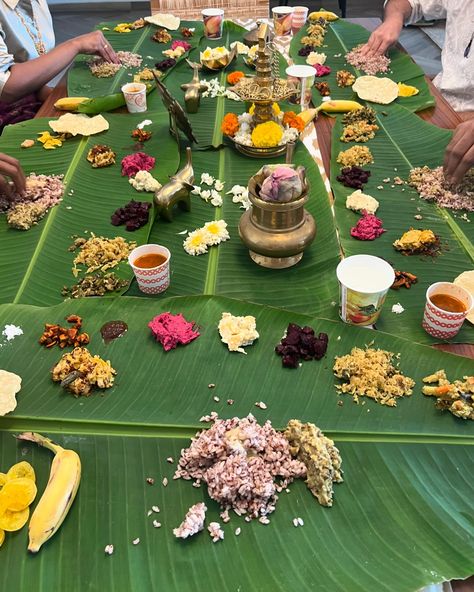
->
[34,18,474,361]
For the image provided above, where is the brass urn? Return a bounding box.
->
[239,163,316,269]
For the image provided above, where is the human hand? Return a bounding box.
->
[73,31,119,64]
[359,21,403,57]
[443,119,474,185]
[0,153,26,198]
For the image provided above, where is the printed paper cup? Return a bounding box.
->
[285,65,315,110]
[291,6,309,33]
[422,282,473,339]
[202,8,224,39]
[129,244,171,295]
[336,255,395,326]
[122,82,147,113]
[272,6,293,36]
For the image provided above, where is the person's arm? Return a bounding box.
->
[443,119,474,185]
[360,0,413,56]
[1,30,118,103]
[0,153,26,197]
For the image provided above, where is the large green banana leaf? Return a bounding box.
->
[1,296,473,438]
[0,113,180,306]
[0,295,473,591]
[290,19,435,113]
[330,103,473,344]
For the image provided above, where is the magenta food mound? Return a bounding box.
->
[148,312,200,351]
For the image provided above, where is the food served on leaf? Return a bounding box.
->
[0,369,21,416]
[393,228,440,256]
[20,138,35,148]
[154,57,176,72]
[208,522,224,543]
[345,44,390,75]
[422,370,474,420]
[88,60,121,78]
[284,420,343,506]
[315,81,331,96]
[391,270,418,290]
[148,312,200,351]
[353,76,399,105]
[6,461,35,482]
[183,220,229,256]
[111,199,151,231]
[1,173,65,231]
[51,347,116,396]
[37,130,65,149]
[49,113,109,136]
[174,415,306,523]
[62,273,129,299]
[16,432,81,553]
[346,190,379,214]
[129,170,161,192]
[342,106,377,125]
[341,120,379,142]
[337,145,373,167]
[121,152,155,177]
[218,312,259,354]
[39,315,89,349]
[86,144,116,168]
[0,464,36,544]
[306,51,326,66]
[313,64,331,77]
[397,82,419,97]
[162,45,187,60]
[173,502,207,539]
[180,27,194,38]
[152,28,172,43]
[100,320,128,344]
[135,67,160,81]
[336,70,355,87]
[337,166,371,189]
[131,128,152,142]
[144,13,180,30]
[114,22,133,33]
[408,166,474,211]
[275,323,328,368]
[333,346,415,406]
[351,211,386,240]
[69,234,136,276]
[298,45,313,57]
[454,271,474,323]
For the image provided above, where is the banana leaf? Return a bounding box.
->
[1,295,473,438]
[0,113,180,306]
[0,294,473,591]
[329,103,474,344]
[289,20,435,113]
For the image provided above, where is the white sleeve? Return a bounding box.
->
[405,0,447,25]
[0,24,13,98]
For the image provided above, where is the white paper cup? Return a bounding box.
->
[129,244,171,295]
[336,255,395,326]
[422,282,473,339]
[122,82,147,113]
[202,8,224,39]
[286,64,315,110]
[292,6,309,32]
[272,6,293,36]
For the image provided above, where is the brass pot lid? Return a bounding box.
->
[243,21,274,47]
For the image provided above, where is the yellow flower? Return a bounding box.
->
[183,229,209,256]
[37,131,63,150]
[251,121,283,148]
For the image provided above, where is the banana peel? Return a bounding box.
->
[316,100,363,114]
[309,10,339,21]
[54,97,89,111]
[299,108,319,126]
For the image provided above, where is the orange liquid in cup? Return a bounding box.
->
[430,293,467,313]
[133,253,167,269]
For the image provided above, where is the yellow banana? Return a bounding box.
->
[54,97,89,111]
[309,10,339,21]
[16,432,81,553]
[299,108,319,126]
[316,100,363,114]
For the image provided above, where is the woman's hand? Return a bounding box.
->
[0,153,26,197]
[443,119,474,185]
[72,31,119,64]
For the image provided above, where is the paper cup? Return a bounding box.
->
[285,64,315,110]
[422,282,473,339]
[202,8,224,39]
[129,244,171,295]
[122,83,147,113]
[291,6,309,33]
[272,6,293,36]
[336,255,395,326]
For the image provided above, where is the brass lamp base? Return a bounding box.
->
[233,140,288,159]
[249,251,303,269]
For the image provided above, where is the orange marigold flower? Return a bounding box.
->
[227,71,245,85]
[283,111,305,132]
[221,113,240,137]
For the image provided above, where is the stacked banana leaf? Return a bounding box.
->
[0,18,472,592]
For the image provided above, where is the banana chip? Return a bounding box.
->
[0,528,4,546]
[0,473,7,489]
[0,478,37,511]
[0,505,29,532]
[6,461,35,483]
[0,370,21,416]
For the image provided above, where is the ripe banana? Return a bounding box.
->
[299,108,318,126]
[16,432,81,553]
[309,10,339,21]
[54,97,89,111]
[316,100,363,114]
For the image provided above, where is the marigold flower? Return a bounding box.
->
[221,113,240,137]
[283,112,305,132]
[251,121,283,148]
[227,71,245,85]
